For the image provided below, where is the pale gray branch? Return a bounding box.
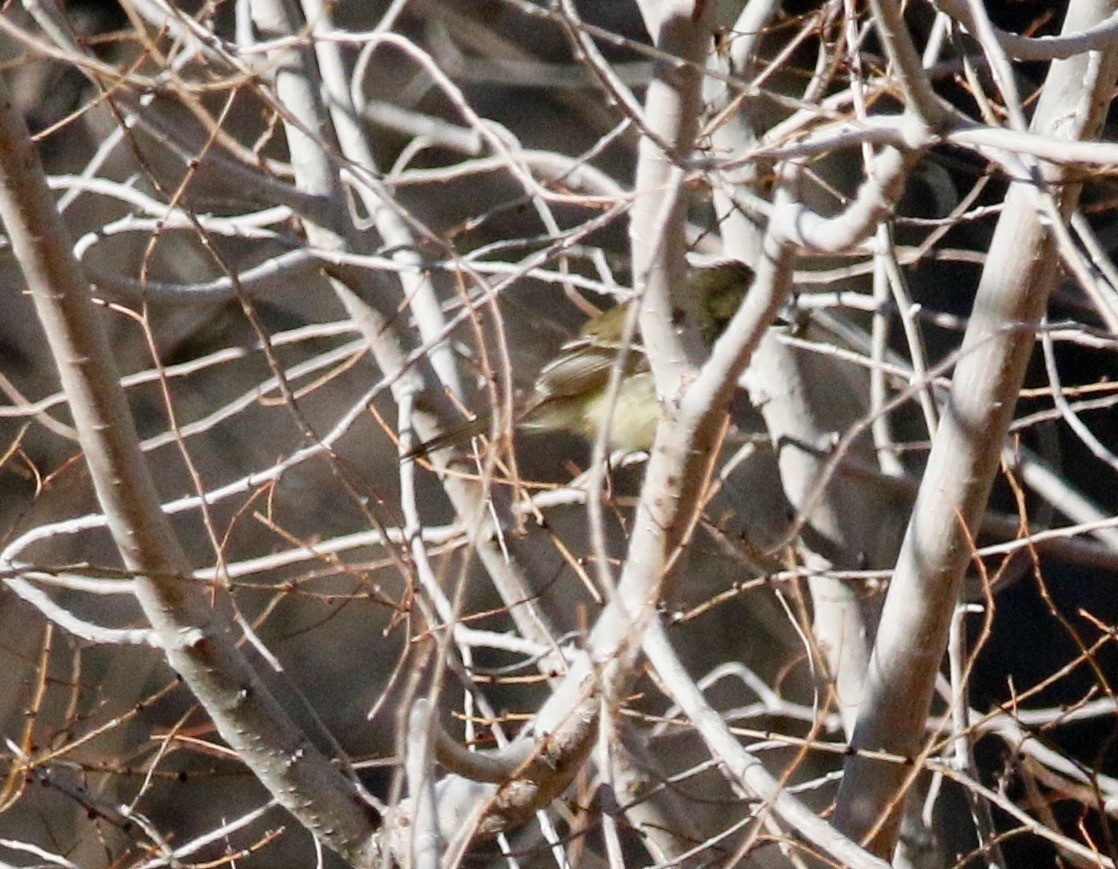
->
[833,0,1118,854]
[0,73,382,866]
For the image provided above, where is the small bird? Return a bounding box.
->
[406,260,754,459]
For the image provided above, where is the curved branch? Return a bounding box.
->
[0,75,382,866]
[936,0,1118,61]
[833,0,1118,855]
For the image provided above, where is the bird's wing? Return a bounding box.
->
[531,336,647,403]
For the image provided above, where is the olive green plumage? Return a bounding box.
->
[406,260,754,458]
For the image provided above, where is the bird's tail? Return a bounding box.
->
[402,415,492,460]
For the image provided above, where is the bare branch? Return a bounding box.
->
[833,0,1118,854]
[0,73,382,865]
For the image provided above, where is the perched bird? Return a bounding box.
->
[406,260,754,459]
